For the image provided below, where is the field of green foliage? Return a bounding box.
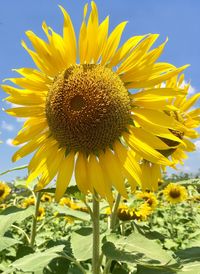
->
[0,173,200,274]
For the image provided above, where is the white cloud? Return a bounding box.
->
[1,121,14,131]
[180,80,196,95]
[194,140,200,152]
[16,118,26,123]
[6,138,15,147]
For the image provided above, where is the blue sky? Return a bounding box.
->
[0,0,200,181]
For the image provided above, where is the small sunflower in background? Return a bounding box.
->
[163,183,188,204]
[60,196,88,213]
[59,197,73,207]
[117,204,134,221]
[134,203,152,221]
[117,202,152,221]
[37,207,45,221]
[136,191,158,210]
[64,216,75,224]
[22,196,35,208]
[0,203,7,210]
[0,182,11,202]
[3,1,190,203]
[41,193,53,203]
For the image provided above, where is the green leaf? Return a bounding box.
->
[16,245,34,260]
[102,233,175,265]
[3,245,65,273]
[136,264,178,274]
[177,261,200,274]
[0,236,21,252]
[176,247,200,262]
[54,205,90,222]
[0,206,34,236]
[44,257,70,274]
[71,227,93,261]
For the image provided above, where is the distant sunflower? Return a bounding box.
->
[37,207,45,220]
[3,1,188,203]
[136,191,158,210]
[0,182,11,202]
[59,197,73,207]
[41,193,52,203]
[117,203,151,221]
[22,196,35,208]
[163,183,188,204]
[139,75,200,191]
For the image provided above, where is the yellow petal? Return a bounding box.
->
[12,133,48,162]
[85,1,99,63]
[133,108,184,131]
[13,118,48,145]
[35,148,64,191]
[75,152,91,194]
[113,141,142,186]
[55,152,75,201]
[27,140,59,183]
[101,21,127,65]
[87,155,106,198]
[6,106,45,117]
[59,5,77,64]
[129,127,172,150]
[79,4,88,63]
[93,16,109,63]
[124,132,172,166]
[181,93,200,112]
[126,65,189,88]
[117,34,159,74]
[99,149,128,198]
[108,35,145,68]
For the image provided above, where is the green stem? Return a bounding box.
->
[110,193,121,231]
[103,259,112,274]
[11,224,30,244]
[0,165,28,176]
[92,193,100,274]
[170,204,175,240]
[30,192,42,247]
[61,254,86,274]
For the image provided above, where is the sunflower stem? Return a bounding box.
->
[92,192,100,274]
[110,193,121,231]
[30,192,42,248]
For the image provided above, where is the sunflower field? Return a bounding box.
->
[0,175,200,274]
[1,0,200,273]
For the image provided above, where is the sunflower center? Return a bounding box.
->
[169,189,181,199]
[46,64,131,154]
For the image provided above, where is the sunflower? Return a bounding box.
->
[136,191,158,210]
[163,183,188,204]
[3,1,188,203]
[138,75,200,191]
[0,203,7,210]
[117,203,151,221]
[22,196,35,207]
[60,197,88,212]
[37,207,45,220]
[59,197,73,207]
[0,182,11,202]
[41,193,53,203]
